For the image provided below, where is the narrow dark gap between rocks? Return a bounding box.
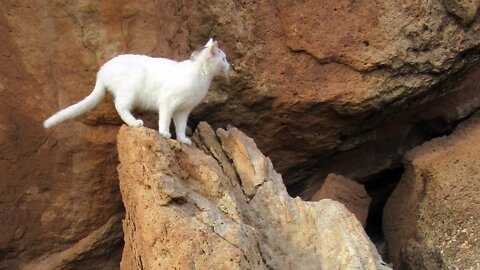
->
[363,166,404,261]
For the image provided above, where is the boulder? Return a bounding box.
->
[117,123,390,270]
[311,173,371,227]
[383,112,480,269]
[1,0,480,267]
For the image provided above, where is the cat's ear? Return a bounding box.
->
[210,41,218,56]
[206,38,214,47]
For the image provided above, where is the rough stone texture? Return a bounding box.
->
[1,0,480,268]
[188,0,480,194]
[20,214,123,270]
[297,62,480,198]
[311,173,371,227]
[117,123,390,270]
[443,0,480,24]
[383,112,480,270]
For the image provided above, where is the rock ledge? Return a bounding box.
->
[117,123,390,269]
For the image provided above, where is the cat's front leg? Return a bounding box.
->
[173,111,191,145]
[158,106,172,139]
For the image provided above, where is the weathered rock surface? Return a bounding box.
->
[443,0,480,24]
[383,112,480,269]
[297,62,480,198]
[1,0,480,268]
[20,214,123,270]
[117,123,390,270]
[191,0,480,192]
[312,173,371,227]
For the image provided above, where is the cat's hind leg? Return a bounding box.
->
[173,111,191,145]
[114,98,143,127]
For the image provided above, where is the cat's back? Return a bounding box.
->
[100,54,177,73]
[103,54,158,68]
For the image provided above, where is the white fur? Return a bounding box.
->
[43,38,230,144]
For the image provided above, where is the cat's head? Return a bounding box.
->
[195,38,230,82]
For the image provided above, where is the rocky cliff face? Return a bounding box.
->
[117,123,390,270]
[1,0,479,269]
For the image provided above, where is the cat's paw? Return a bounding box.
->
[159,131,171,139]
[178,137,192,145]
[131,120,144,127]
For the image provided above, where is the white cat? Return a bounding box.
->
[43,38,229,144]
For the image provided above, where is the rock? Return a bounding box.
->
[296,63,480,198]
[1,0,480,267]
[383,112,480,269]
[311,173,371,227]
[187,0,480,193]
[442,0,480,25]
[19,214,123,270]
[117,123,390,270]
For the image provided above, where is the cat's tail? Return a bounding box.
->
[43,79,106,128]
